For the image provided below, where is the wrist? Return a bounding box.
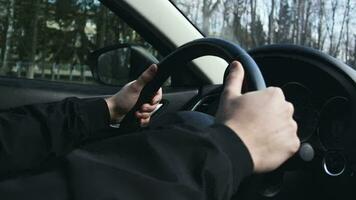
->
[208,124,254,190]
[224,121,259,173]
[104,97,123,123]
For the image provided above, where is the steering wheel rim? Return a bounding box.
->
[120,37,266,132]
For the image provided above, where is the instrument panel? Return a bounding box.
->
[193,45,356,199]
[248,46,356,199]
[282,82,352,176]
[257,58,355,175]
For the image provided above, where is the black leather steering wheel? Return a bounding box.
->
[119,38,266,132]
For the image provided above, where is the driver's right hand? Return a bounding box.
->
[216,61,300,173]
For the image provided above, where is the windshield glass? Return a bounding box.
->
[171,0,355,69]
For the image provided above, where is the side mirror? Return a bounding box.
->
[88,44,159,85]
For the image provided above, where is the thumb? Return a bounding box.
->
[135,64,158,89]
[223,61,245,97]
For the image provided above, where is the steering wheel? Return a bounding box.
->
[120,38,266,132]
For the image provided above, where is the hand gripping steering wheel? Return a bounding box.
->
[120,38,266,132]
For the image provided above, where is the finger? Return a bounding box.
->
[223,61,245,98]
[140,118,150,127]
[135,64,158,89]
[138,112,151,119]
[135,111,150,119]
[151,88,162,104]
[140,103,157,112]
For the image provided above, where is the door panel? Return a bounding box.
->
[0,76,200,114]
[0,77,118,109]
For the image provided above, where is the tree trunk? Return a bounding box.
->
[267,0,275,44]
[296,0,304,44]
[291,0,298,44]
[353,36,356,68]
[328,1,338,56]
[51,63,56,80]
[202,16,210,35]
[1,0,15,75]
[81,64,86,83]
[249,0,258,47]
[97,5,108,48]
[301,0,311,45]
[334,0,350,57]
[193,1,201,24]
[41,62,45,78]
[202,0,220,35]
[26,0,41,79]
[316,0,325,50]
[344,0,350,63]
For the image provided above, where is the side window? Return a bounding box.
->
[0,0,158,85]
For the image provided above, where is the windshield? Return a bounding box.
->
[171,0,355,69]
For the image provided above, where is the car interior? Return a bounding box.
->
[0,0,355,199]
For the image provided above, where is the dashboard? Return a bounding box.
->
[191,45,356,199]
[251,45,356,172]
[250,45,356,199]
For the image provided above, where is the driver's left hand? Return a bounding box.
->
[105,64,162,127]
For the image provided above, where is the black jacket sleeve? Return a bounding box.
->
[67,123,253,200]
[0,97,111,176]
[0,97,254,200]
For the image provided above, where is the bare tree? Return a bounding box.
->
[316,0,325,50]
[267,0,275,44]
[26,0,41,79]
[1,0,15,75]
[229,0,248,46]
[202,0,220,34]
[333,0,350,57]
[221,0,232,30]
[97,5,108,48]
[300,0,312,45]
[249,0,258,47]
[353,35,356,68]
[192,1,201,24]
[221,0,241,41]
[327,0,338,56]
[275,0,292,43]
[291,0,298,44]
[344,0,351,62]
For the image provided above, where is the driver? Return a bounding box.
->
[0,61,299,199]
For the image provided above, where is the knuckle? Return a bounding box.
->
[290,119,298,131]
[142,104,150,111]
[286,102,295,115]
[274,87,284,96]
[155,92,162,99]
[266,86,275,92]
[269,87,284,98]
[153,95,161,103]
[150,105,157,111]
[267,87,280,95]
[292,138,301,153]
[135,111,141,118]
[287,120,300,154]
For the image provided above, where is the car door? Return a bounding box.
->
[0,1,126,109]
[0,0,207,112]
[0,1,208,199]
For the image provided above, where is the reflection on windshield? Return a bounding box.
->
[172,0,355,69]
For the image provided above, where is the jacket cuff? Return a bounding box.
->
[207,123,253,191]
[79,98,111,138]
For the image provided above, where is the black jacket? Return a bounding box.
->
[0,98,253,200]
